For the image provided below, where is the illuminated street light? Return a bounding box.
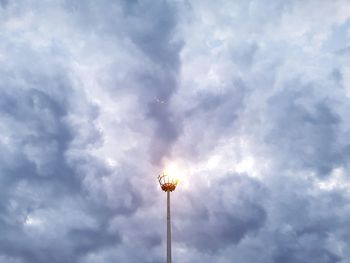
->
[158,172,178,263]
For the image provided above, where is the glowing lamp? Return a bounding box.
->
[158,172,178,192]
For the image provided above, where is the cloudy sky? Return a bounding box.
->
[1,0,350,262]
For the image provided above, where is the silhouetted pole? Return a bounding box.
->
[167,191,171,263]
[158,172,178,263]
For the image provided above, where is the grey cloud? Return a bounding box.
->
[123,1,183,164]
[2,0,350,262]
[174,174,267,253]
[265,87,347,176]
[64,0,183,164]
[1,0,182,262]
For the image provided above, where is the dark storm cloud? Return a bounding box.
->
[175,174,267,253]
[0,49,117,262]
[1,0,183,262]
[122,0,183,164]
[265,87,349,176]
[264,174,350,263]
[64,0,182,164]
[169,0,350,262]
[1,0,350,262]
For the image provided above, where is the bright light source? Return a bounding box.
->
[161,161,192,190]
[163,162,183,183]
[158,172,178,192]
[158,162,187,192]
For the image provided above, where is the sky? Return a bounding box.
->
[1,0,350,262]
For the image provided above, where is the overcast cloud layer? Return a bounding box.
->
[1,0,350,262]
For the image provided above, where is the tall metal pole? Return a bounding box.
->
[158,172,177,263]
[167,191,171,263]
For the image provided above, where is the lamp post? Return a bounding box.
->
[158,172,178,263]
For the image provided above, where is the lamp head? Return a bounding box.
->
[158,172,178,192]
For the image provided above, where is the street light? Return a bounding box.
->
[158,172,178,263]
